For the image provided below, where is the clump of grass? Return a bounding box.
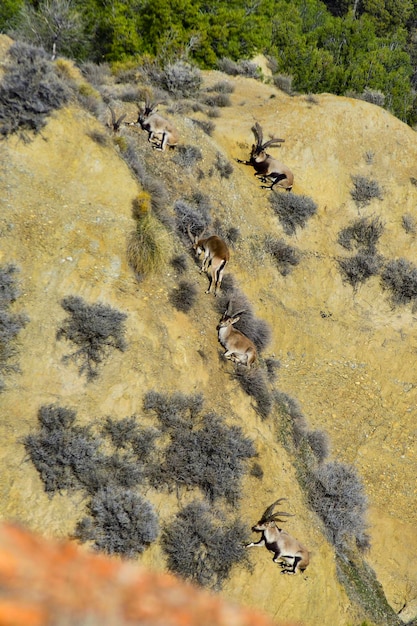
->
[0,264,28,391]
[338,251,383,289]
[192,118,215,136]
[57,296,127,381]
[402,214,416,234]
[307,461,370,551]
[169,280,198,313]
[143,391,255,503]
[170,254,188,274]
[212,153,234,179]
[24,404,103,494]
[250,462,264,479]
[128,194,169,279]
[74,487,159,557]
[338,217,384,252]
[212,219,240,247]
[173,145,203,168]
[217,58,260,79]
[264,357,280,382]
[273,74,293,95]
[0,41,71,139]
[233,368,273,420]
[174,198,211,242]
[269,192,317,235]
[201,93,231,108]
[162,500,249,589]
[380,258,417,308]
[350,175,382,207]
[159,61,202,98]
[306,430,330,463]
[264,236,301,275]
[206,80,235,94]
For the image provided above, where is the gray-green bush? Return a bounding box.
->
[269,192,317,235]
[380,258,417,307]
[162,500,249,589]
[75,487,159,557]
[143,391,256,503]
[57,296,127,380]
[0,264,28,391]
[0,42,71,139]
[350,175,382,207]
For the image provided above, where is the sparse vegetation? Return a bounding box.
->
[162,499,249,589]
[75,487,159,557]
[273,74,293,95]
[307,461,370,551]
[212,153,234,179]
[338,217,384,252]
[127,211,168,280]
[338,251,383,288]
[173,145,203,168]
[192,118,215,136]
[174,197,211,241]
[201,93,231,108]
[170,254,188,274]
[0,41,71,139]
[217,58,260,79]
[57,296,127,381]
[207,80,234,94]
[350,176,382,207]
[0,264,28,391]
[233,368,273,420]
[401,214,416,234]
[158,61,202,98]
[143,391,256,503]
[169,280,198,313]
[380,258,417,308]
[264,236,301,275]
[269,192,317,235]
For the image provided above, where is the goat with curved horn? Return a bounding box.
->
[246,498,310,575]
[187,225,229,296]
[134,98,179,151]
[236,122,293,191]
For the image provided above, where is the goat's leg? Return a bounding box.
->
[280,555,300,574]
[246,538,266,548]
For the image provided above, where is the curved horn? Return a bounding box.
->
[187,224,196,242]
[260,498,288,522]
[261,137,285,150]
[251,122,263,149]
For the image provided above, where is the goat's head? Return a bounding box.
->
[137,100,158,125]
[252,498,294,531]
[250,122,285,158]
[187,225,206,256]
[217,308,245,331]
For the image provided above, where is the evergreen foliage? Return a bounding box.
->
[2,0,416,122]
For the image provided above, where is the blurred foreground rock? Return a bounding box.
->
[0,523,300,626]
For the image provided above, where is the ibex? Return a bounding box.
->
[236,122,293,191]
[187,226,229,295]
[135,99,179,151]
[217,306,257,368]
[246,498,309,575]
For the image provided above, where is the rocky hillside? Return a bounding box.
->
[0,36,416,626]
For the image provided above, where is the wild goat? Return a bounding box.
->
[188,226,229,296]
[246,498,309,575]
[135,100,179,151]
[217,306,257,368]
[236,122,293,191]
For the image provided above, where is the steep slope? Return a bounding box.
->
[0,41,416,625]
